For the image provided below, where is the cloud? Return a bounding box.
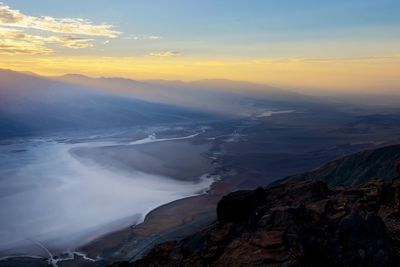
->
[0,27,52,55]
[0,27,95,55]
[0,3,120,37]
[0,43,51,55]
[149,51,181,57]
[0,2,22,23]
[125,34,161,40]
[0,2,119,54]
[50,35,94,49]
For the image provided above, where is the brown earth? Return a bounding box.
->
[112,161,400,267]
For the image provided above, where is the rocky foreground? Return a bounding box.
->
[112,161,400,267]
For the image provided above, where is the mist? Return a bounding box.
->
[0,137,214,256]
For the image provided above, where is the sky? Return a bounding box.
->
[0,0,399,93]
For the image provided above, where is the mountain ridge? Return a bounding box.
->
[0,69,213,138]
[111,145,400,267]
[281,144,400,186]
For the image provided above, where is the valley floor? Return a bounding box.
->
[2,109,400,267]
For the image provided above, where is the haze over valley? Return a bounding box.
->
[1,1,400,266]
[1,68,400,266]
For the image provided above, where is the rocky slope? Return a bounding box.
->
[111,159,400,267]
[283,144,400,186]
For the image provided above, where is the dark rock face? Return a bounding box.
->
[116,182,399,266]
[217,187,267,224]
[110,161,400,267]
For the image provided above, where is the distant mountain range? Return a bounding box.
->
[0,69,309,138]
[0,69,213,138]
[54,73,308,115]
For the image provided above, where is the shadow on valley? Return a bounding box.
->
[1,69,400,267]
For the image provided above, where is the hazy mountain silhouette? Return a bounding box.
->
[55,73,308,115]
[0,69,213,138]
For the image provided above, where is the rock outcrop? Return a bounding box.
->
[111,160,400,267]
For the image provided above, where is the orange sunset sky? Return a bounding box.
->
[0,0,399,94]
